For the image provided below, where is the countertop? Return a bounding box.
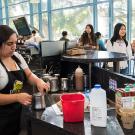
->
[62,50,128,63]
[25,93,125,135]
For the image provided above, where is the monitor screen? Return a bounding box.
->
[40,41,65,57]
[13,17,31,36]
[66,40,77,49]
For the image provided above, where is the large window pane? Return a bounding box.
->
[33,3,38,13]
[42,12,48,39]
[41,0,47,11]
[52,0,92,9]
[9,17,18,31]
[3,19,6,25]
[8,2,29,17]
[0,19,3,25]
[97,0,108,2]
[2,7,5,18]
[1,0,5,7]
[33,14,39,31]
[52,6,93,40]
[97,3,109,38]
[8,0,28,5]
[131,0,135,40]
[113,0,127,26]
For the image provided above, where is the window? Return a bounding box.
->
[52,6,93,40]
[131,0,135,40]
[8,2,29,17]
[52,0,92,9]
[33,3,38,13]
[2,7,6,18]
[41,0,47,11]
[97,3,109,38]
[8,0,28,5]
[113,0,127,27]
[1,0,5,8]
[42,12,48,39]
[33,14,39,31]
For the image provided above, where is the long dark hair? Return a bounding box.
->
[111,23,128,47]
[80,24,96,46]
[0,25,21,64]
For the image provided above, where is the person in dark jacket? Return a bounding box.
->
[60,31,69,42]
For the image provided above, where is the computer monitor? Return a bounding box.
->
[40,41,65,57]
[66,40,77,49]
[13,17,31,36]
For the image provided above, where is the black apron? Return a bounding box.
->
[0,60,26,135]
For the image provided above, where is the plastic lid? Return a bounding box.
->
[125,85,130,92]
[94,84,101,89]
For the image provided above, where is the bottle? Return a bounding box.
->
[75,66,84,91]
[89,84,107,127]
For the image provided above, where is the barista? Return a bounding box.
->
[0,25,49,135]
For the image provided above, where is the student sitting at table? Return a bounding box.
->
[78,24,98,50]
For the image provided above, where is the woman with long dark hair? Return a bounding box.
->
[106,23,132,74]
[78,24,98,50]
[0,25,49,135]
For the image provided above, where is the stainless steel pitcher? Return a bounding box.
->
[61,78,68,91]
[33,92,46,110]
[49,77,59,92]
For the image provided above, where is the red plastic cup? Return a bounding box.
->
[60,93,84,122]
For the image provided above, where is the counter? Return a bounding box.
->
[25,94,124,135]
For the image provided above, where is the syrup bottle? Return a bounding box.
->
[75,66,83,91]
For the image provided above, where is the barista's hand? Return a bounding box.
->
[36,79,50,94]
[16,93,32,106]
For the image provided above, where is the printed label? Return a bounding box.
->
[92,107,106,121]
[122,97,133,108]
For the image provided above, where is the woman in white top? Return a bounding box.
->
[0,25,49,135]
[106,23,132,74]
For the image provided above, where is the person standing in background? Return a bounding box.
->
[106,23,132,74]
[78,24,98,50]
[60,31,70,53]
[95,32,106,51]
[0,25,49,135]
[60,31,70,42]
[131,40,135,55]
[25,30,43,44]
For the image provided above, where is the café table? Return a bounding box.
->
[62,50,128,88]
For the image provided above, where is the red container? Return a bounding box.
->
[60,93,84,122]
